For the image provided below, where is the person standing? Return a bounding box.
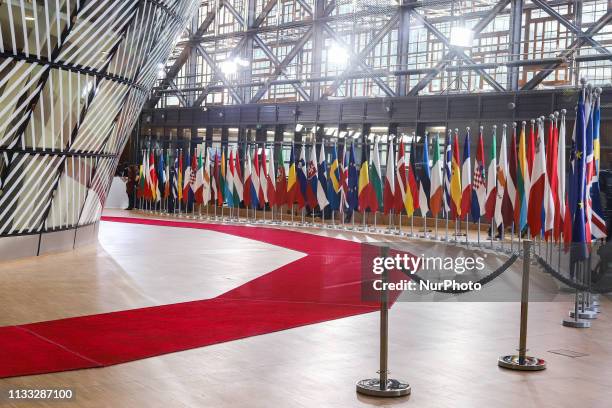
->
[126,164,138,210]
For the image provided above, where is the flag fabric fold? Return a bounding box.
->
[407,138,419,216]
[450,131,462,219]
[461,130,472,219]
[328,143,341,211]
[384,137,396,215]
[472,129,486,222]
[276,148,287,208]
[370,137,383,213]
[517,123,529,231]
[297,144,309,210]
[317,142,329,210]
[358,141,371,212]
[266,147,276,207]
[429,134,443,217]
[419,134,430,217]
[347,143,359,213]
[495,128,508,228]
[485,128,497,220]
[306,141,318,209]
[527,120,547,238]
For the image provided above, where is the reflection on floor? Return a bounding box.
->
[0,209,610,407]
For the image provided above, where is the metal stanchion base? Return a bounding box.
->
[569,310,597,320]
[562,318,591,328]
[588,306,601,314]
[356,379,411,397]
[498,355,546,371]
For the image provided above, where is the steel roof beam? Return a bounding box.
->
[522,11,612,90]
[322,13,400,98]
[250,27,315,102]
[530,0,611,58]
[321,23,396,97]
[195,43,244,104]
[407,0,510,96]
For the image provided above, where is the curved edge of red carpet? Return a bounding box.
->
[0,215,382,378]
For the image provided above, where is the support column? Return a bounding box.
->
[311,0,325,101]
[186,14,199,106]
[507,0,524,91]
[243,0,257,102]
[397,3,411,96]
[573,0,583,86]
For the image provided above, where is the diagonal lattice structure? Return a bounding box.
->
[0,0,199,244]
[150,0,611,107]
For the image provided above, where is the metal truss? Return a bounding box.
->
[148,0,612,107]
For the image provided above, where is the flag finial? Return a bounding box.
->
[493,124,498,129]
[561,109,566,116]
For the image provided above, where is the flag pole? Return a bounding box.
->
[477,218,481,246]
[423,215,427,238]
[397,211,402,235]
[465,215,469,244]
[410,214,414,237]
[444,210,448,241]
[454,216,458,242]
[435,214,438,240]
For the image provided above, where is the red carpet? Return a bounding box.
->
[0,216,393,378]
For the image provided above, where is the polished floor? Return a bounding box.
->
[0,210,610,407]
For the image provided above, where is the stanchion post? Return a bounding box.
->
[563,259,591,328]
[356,245,411,397]
[498,239,546,370]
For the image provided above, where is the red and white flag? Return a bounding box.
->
[494,129,508,228]
[266,147,276,206]
[527,120,547,238]
[485,128,497,220]
[556,117,565,241]
[259,146,268,205]
[473,129,487,216]
[545,118,558,240]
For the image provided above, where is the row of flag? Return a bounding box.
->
[137,91,606,247]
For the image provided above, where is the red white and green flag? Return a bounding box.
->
[429,134,443,217]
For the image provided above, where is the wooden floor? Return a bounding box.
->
[0,210,611,408]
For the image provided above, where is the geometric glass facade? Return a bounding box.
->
[0,0,198,239]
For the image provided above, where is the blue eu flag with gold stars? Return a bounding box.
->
[569,89,587,261]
